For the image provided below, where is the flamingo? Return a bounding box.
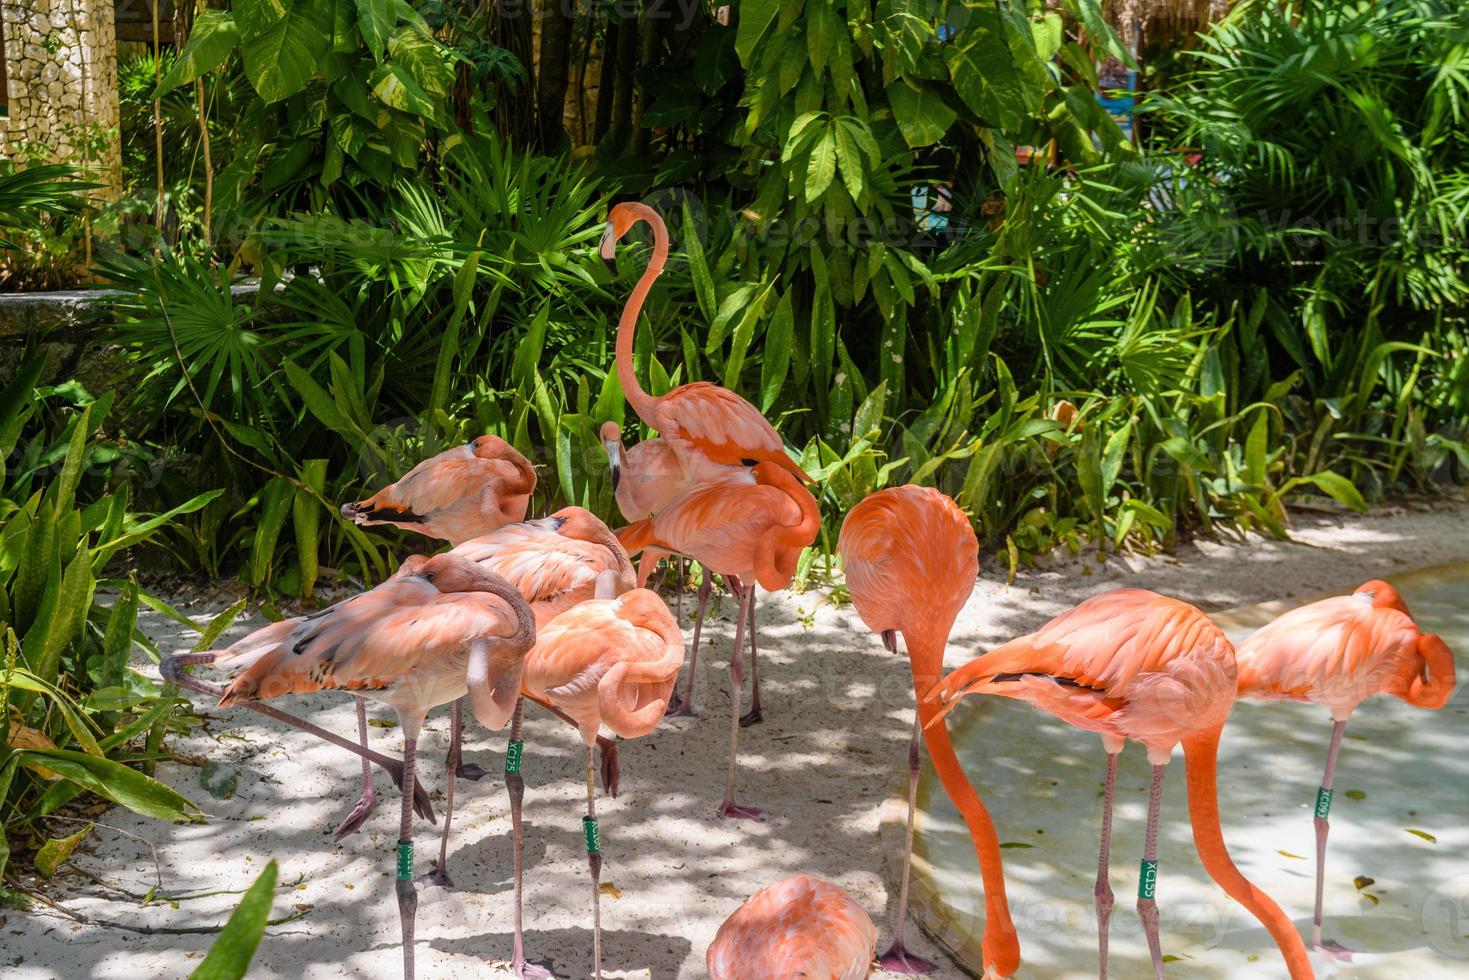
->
[838,485,1018,977]
[600,419,752,714]
[617,461,820,819]
[707,875,878,980]
[600,201,816,720]
[1234,580,1455,958]
[926,589,1315,980]
[599,201,814,485]
[518,588,684,979]
[166,553,535,980]
[327,433,536,839]
[341,434,536,544]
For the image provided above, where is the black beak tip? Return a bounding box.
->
[600,253,618,275]
[339,502,357,519]
[609,463,621,492]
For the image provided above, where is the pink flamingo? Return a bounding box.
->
[707,875,878,980]
[839,485,1018,976]
[330,433,536,839]
[600,419,752,713]
[926,589,1315,979]
[618,461,820,819]
[518,588,683,978]
[1234,579,1455,958]
[167,553,535,980]
[341,434,535,544]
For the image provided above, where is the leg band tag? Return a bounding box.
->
[1138,859,1158,900]
[1315,786,1333,819]
[583,816,602,854]
[396,841,414,881]
[505,740,524,774]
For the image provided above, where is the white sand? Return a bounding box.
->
[6,494,1467,979]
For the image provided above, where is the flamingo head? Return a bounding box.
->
[468,433,516,461]
[599,420,623,491]
[1355,579,1412,617]
[600,201,657,269]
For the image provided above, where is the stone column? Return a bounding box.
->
[1,0,122,201]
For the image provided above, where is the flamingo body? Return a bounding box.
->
[707,875,878,980]
[342,435,536,545]
[1235,581,1454,720]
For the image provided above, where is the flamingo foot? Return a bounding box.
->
[383,761,437,823]
[420,862,454,889]
[664,693,695,718]
[717,800,765,821]
[1312,938,1354,961]
[877,941,939,974]
[455,762,488,781]
[515,960,557,979]
[738,705,763,727]
[332,788,377,840]
[597,737,621,799]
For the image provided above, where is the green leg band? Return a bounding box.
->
[1138,859,1158,900]
[1315,786,1333,819]
[583,816,601,855]
[396,841,414,881]
[505,740,524,775]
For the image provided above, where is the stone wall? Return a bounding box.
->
[0,0,122,200]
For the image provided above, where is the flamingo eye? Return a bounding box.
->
[424,570,437,581]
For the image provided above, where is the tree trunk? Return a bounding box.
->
[536,0,574,150]
[631,11,657,154]
[612,8,636,136]
[593,18,618,142]
[491,0,536,146]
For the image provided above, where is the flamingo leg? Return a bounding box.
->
[451,695,489,782]
[675,555,685,620]
[665,571,711,718]
[503,699,555,979]
[534,699,621,798]
[738,589,763,727]
[718,587,764,820]
[1096,750,1120,979]
[1136,763,1167,980]
[584,743,604,980]
[878,712,939,974]
[1312,719,1353,960]
[161,654,436,824]
[333,699,379,840]
[394,716,424,980]
[422,700,467,888]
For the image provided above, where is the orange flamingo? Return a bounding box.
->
[706,875,878,980]
[926,589,1315,980]
[600,202,814,487]
[601,419,753,712]
[341,434,536,544]
[1235,580,1455,958]
[165,553,535,980]
[519,588,683,979]
[618,461,820,818]
[839,486,1018,976]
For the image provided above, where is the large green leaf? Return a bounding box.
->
[736,0,780,64]
[156,11,241,96]
[944,3,1024,131]
[189,860,279,980]
[887,79,956,148]
[10,749,198,821]
[354,0,392,61]
[235,0,334,103]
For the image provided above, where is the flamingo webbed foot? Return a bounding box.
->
[332,788,377,840]
[597,737,620,798]
[419,862,454,889]
[455,761,488,781]
[717,800,765,821]
[738,705,763,727]
[515,960,558,979]
[1312,938,1354,962]
[877,941,940,974]
[663,693,694,718]
[383,761,437,823]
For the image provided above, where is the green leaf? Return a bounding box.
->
[735,0,780,65]
[1405,828,1437,844]
[806,128,837,203]
[887,79,957,148]
[235,0,334,103]
[189,860,279,980]
[832,120,865,201]
[683,201,717,322]
[760,290,795,412]
[354,0,392,60]
[1298,472,1368,512]
[248,478,295,589]
[283,359,353,437]
[1100,421,1131,495]
[10,748,198,821]
[371,62,439,120]
[195,597,249,652]
[944,4,1024,130]
[156,11,240,96]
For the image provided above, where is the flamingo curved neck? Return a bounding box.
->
[613,207,668,426]
[1182,726,1315,979]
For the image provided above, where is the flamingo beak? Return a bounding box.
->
[599,223,618,274]
[604,438,622,492]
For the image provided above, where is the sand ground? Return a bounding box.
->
[6,494,1467,979]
